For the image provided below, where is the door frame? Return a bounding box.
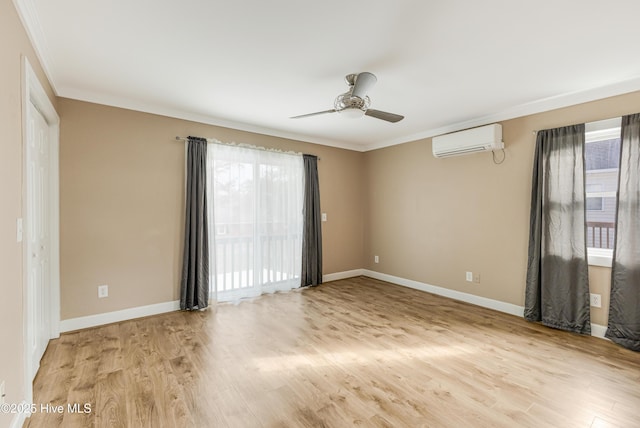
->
[21,57,60,403]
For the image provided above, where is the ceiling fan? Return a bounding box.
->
[291,72,404,123]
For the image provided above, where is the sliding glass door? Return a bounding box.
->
[206,144,303,302]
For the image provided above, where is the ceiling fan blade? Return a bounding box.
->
[351,72,377,99]
[365,109,404,123]
[290,109,336,119]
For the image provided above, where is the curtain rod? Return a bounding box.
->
[175,136,320,160]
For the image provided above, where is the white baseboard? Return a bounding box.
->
[58,270,367,333]
[323,269,365,283]
[60,300,180,332]
[591,323,608,339]
[9,402,29,428]
[362,269,526,317]
[57,269,362,332]
[56,271,611,342]
[362,270,611,340]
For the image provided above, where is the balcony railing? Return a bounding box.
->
[587,221,615,249]
[212,232,301,292]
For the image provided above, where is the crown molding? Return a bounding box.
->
[58,86,367,152]
[363,75,640,151]
[61,74,640,153]
[12,0,59,94]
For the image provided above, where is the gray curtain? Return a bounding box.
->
[180,137,210,310]
[606,113,640,351]
[301,154,323,286]
[524,124,591,334]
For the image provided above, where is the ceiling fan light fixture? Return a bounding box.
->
[334,93,370,118]
[338,107,366,119]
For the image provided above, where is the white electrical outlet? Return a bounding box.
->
[0,380,6,405]
[466,272,473,282]
[374,255,379,263]
[98,285,109,298]
[590,293,602,308]
[321,213,327,222]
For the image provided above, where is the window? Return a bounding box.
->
[585,184,603,211]
[585,118,621,266]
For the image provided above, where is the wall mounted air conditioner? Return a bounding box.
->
[432,124,504,158]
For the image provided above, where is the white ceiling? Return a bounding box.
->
[15,0,640,151]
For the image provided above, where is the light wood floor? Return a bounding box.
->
[25,277,640,428]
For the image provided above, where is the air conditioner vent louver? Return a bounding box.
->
[432,124,504,158]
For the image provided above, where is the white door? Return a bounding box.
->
[26,100,51,379]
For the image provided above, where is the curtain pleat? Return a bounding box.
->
[180,137,210,310]
[606,113,640,350]
[524,125,591,334]
[301,154,323,286]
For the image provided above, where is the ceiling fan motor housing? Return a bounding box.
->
[334,93,371,114]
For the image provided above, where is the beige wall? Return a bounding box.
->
[0,0,57,425]
[364,90,640,327]
[58,99,364,320]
